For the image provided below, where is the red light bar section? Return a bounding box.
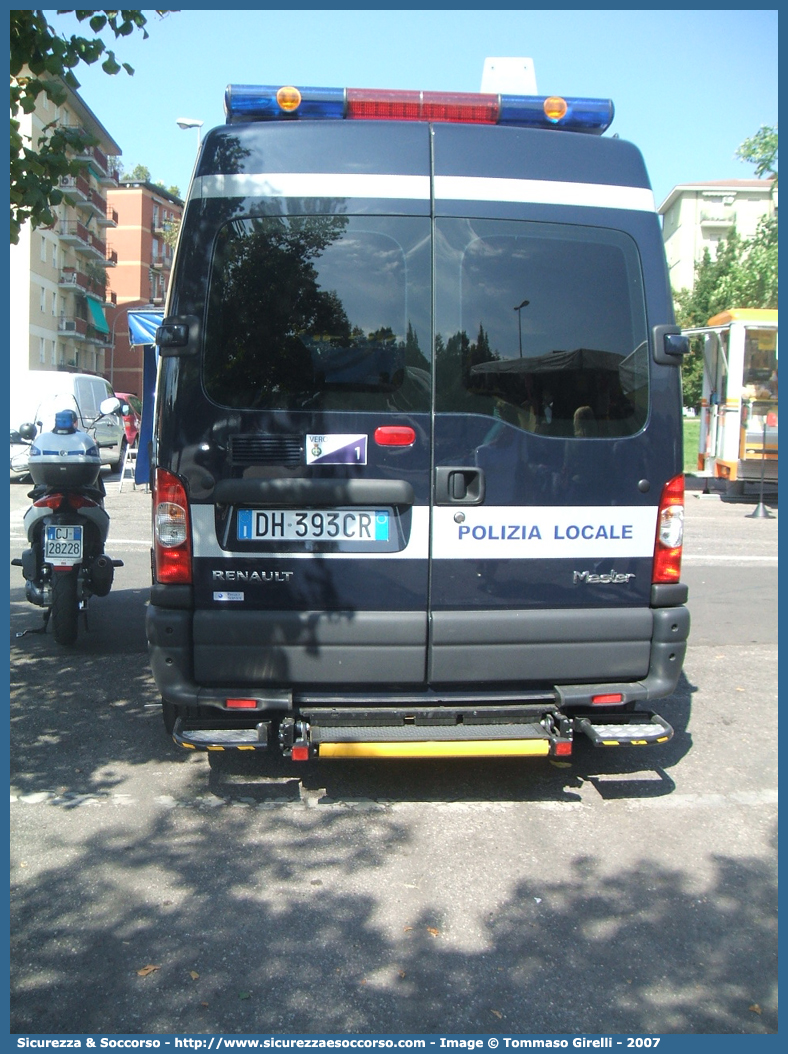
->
[347,89,499,124]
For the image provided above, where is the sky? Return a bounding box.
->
[45,8,777,209]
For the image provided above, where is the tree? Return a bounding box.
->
[10,10,171,244]
[121,163,152,182]
[672,126,778,408]
[735,124,778,185]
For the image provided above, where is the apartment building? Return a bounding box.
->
[105,181,183,396]
[659,178,777,295]
[10,77,122,395]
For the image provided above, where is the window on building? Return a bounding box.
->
[40,287,46,313]
[39,337,46,363]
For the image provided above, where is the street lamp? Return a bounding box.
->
[513,299,529,358]
[176,117,203,148]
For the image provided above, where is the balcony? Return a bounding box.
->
[106,249,118,267]
[59,267,90,292]
[150,253,173,271]
[84,187,109,220]
[59,219,91,247]
[59,173,90,203]
[102,206,118,228]
[58,316,88,339]
[700,206,736,227]
[59,269,108,300]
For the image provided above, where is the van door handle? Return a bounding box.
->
[434,467,485,505]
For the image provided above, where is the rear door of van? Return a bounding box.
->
[427,124,679,691]
[178,122,435,690]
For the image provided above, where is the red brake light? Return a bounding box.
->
[652,474,684,584]
[67,493,99,510]
[374,426,416,447]
[226,698,258,709]
[33,494,65,510]
[153,468,192,584]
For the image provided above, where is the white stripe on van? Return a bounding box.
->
[434,176,656,213]
[193,173,431,201]
[192,173,655,212]
[190,504,658,562]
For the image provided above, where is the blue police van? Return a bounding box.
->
[148,82,690,759]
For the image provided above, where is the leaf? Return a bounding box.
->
[137,965,161,977]
[239,991,251,1000]
[190,971,200,981]
[749,1004,762,1015]
[426,927,440,938]
[398,970,406,979]
[491,1010,503,1019]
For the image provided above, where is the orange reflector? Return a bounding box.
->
[276,86,302,112]
[592,693,624,705]
[291,745,310,761]
[374,425,416,446]
[554,741,572,757]
[543,96,568,122]
[226,698,257,709]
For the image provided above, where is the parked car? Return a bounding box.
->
[10,372,128,481]
[113,392,142,446]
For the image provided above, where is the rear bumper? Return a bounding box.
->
[147,601,689,753]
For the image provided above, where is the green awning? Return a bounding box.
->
[86,296,109,334]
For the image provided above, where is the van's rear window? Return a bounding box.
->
[203,215,431,412]
[434,218,649,438]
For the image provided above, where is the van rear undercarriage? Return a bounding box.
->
[167,694,674,758]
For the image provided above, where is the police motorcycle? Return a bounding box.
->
[12,399,126,645]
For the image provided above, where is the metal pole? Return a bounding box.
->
[747,413,773,518]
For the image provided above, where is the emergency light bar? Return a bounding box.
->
[224,85,614,134]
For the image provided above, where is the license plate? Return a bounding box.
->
[44,525,83,566]
[237,508,390,543]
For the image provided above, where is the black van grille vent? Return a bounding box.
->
[229,434,304,467]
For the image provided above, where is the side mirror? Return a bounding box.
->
[99,396,121,416]
[652,325,690,365]
[119,402,131,416]
[156,314,200,357]
[18,422,37,441]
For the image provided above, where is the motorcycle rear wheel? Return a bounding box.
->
[51,570,79,645]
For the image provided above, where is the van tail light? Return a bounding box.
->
[153,468,192,584]
[652,474,684,584]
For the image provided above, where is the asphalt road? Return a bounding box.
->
[9,476,778,1037]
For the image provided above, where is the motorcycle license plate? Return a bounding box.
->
[44,525,83,566]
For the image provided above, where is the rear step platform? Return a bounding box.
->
[173,719,271,751]
[574,712,673,747]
